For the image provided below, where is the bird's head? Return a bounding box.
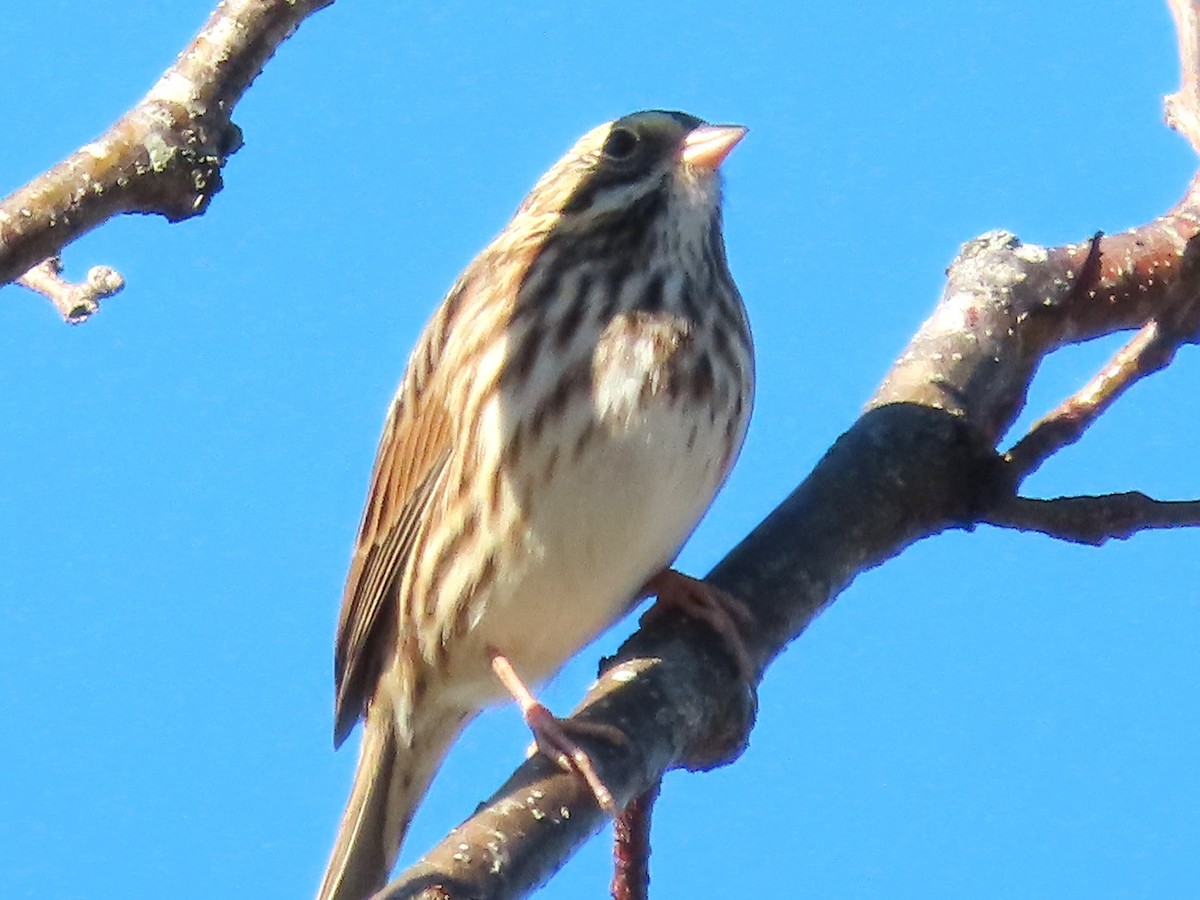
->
[515,110,747,233]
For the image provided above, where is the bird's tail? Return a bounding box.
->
[316,707,466,900]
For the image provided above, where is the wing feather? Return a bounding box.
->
[332,300,462,747]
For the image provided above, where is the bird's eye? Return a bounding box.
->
[602,127,640,160]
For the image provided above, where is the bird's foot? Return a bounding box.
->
[490,649,625,811]
[639,568,757,682]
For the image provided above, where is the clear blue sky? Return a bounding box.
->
[3,2,1198,897]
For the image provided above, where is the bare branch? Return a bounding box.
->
[0,0,334,293]
[375,6,1200,897]
[8,0,1193,894]
[983,493,1200,545]
[379,404,993,900]
[1006,211,1200,478]
[610,783,660,900]
[1167,0,1200,149]
[1007,320,1171,477]
[16,257,124,323]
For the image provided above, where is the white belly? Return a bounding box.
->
[429,316,740,709]
[483,400,726,686]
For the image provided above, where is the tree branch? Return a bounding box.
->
[982,493,1200,545]
[378,403,995,899]
[1168,0,1200,149]
[610,783,660,900]
[0,0,334,308]
[8,0,1200,897]
[376,4,1200,897]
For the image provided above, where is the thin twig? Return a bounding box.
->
[1005,320,1173,478]
[1167,0,1200,149]
[611,781,661,900]
[16,257,124,323]
[983,493,1200,545]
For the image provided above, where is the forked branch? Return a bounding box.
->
[4,1,1198,897]
[380,4,1200,897]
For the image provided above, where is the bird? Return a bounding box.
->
[316,109,754,900]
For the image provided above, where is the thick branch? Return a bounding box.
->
[378,405,995,900]
[372,5,1200,897]
[872,208,1200,449]
[8,0,1196,895]
[0,0,334,290]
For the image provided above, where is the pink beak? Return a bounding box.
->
[680,124,748,171]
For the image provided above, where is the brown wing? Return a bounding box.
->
[332,302,460,748]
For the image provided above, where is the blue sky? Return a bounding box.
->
[3,2,1199,897]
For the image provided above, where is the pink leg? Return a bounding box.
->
[489,649,626,811]
[640,569,756,682]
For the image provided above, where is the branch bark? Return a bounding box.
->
[983,493,1200,545]
[377,4,1200,897]
[5,2,1199,898]
[0,0,334,310]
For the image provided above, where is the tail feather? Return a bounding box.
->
[316,707,467,900]
[317,719,397,900]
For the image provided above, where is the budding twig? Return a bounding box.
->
[0,0,334,301]
[16,257,124,323]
